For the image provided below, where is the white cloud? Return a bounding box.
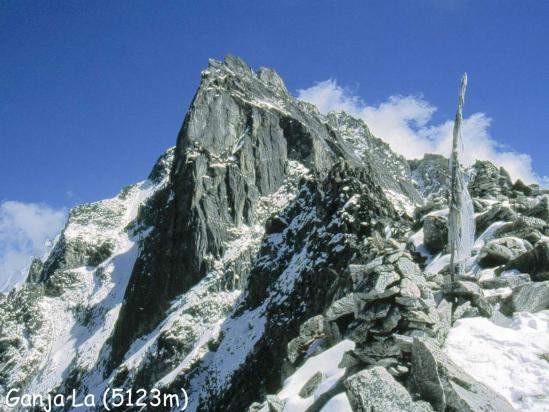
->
[0,201,66,293]
[298,79,547,185]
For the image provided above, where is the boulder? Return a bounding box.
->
[478,237,530,268]
[344,366,426,412]
[356,267,400,300]
[423,215,447,253]
[396,256,422,278]
[512,179,533,196]
[411,337,515,412]
[400,278,421,298]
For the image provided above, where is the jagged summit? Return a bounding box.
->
[1,56,548,412]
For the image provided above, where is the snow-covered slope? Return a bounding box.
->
[0,149,174,406]
[446,310,549,411]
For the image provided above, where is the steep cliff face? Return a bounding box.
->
[2,56,548,412]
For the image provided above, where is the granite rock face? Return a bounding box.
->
[109,56,364,365]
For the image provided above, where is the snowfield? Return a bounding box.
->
[260,340,355,412]
[445,311,549,412]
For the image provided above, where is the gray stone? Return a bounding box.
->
[396,256,421,278]
[344,366,425,412]
[525,196,549,222]
[300,315,325,336]
[411,337,515,412]
[441,281,482,299]
[495,216,547,245]
[361,286,401,302]
[353,340,401,361]
[403,310,435,324]
[338,351,362,369]
[347,264,368,287]
[468,160,513,199]
[393,334,414,353]
[480,271,531,289]
[325,294,358,321]
[357,302,391,322]
[453,301,473,321]
[298,371,325,397]
[266,395,285,412]
[472,295,493,318]
[435,299,451,340]
[348,321,372,344]
[395,296,425,308]
[381,306,401,332]
[287,315,326,363]
[400,278,421,298]
[478,237,529,268]
[508,281,549,313]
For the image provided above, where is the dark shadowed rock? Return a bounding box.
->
[502,241,549,281]
[423,214,447,253]
[512,179,533,196]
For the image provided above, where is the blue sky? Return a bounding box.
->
[1,1,548,287]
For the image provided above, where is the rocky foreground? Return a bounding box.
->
[1,56,548,411]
